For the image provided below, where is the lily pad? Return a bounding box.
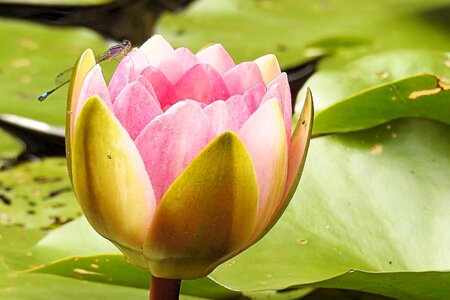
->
[30,217,242,299]
[298,50,450,111]
[29,254,241,299]
[0,273,152,300]
[0,226,46,272]
[0,17,128,163]
[0,18,108,125]
[157,0,450,67]
[0,129,21,167]
[0,219,238,299]
[209,118,450,300]
[17,118,450,299]
[295,50,450,135]
[312,74,450,135]
[0,158,81,229]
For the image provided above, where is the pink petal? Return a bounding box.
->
[108,56,135,102]
[139,34,175,67]
[75,64,112,124]
[140,66,173,105]
[261,73,292,140]
[112,81,162,140]
[157,47,199,85]
[222,62,264,96]
[136,75,158,101]
[166,64,230,107]
[226,95,251,129]
[268,89,313,235]
[135,100,215,203]
[128,48,150,75]
[108,49,149,102]
[238,99,288,234]
[254,54,281,84]
[196,44,235,75]
[204,100,240,135]
[243,83,267,114]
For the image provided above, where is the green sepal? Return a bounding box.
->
[66,49,96,180]
[144,131,259,279]
[72,96,156,267]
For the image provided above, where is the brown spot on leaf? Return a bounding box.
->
[73,268,103,276]
[34,176,63,183]
[408,78,450,99]
[408,87,441,99]
[438,79,450,90]
[369,143,383,155]
[0,194,11,205]
[19,39,40,50]
[11,58,31,68]
[376,70,390,79]
[44,187,72,199]
[444,59,450,68]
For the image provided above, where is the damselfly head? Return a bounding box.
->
[122,40,132,51]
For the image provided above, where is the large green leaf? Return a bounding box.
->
[32,217,119,260]
[0,158,81,229]
[300,50,450,108]
[29,255,241,299]
[0,129,21,168]
[0,273,152,300]
[312,74,449,135]
[208,118,450,300]
[0,227,46,272]
[0,18,112,162]
[0,219,240,299]
[0,18,108,125]
[157,0,450,67]
[295,50,450,135]
[18,118,450,299]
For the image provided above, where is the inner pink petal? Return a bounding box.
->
[135,100,215,203]
[166,64,230,107]
[75,65,112,125]
[113,81,162,140]
[244,83,267,114]
[226,95,251,129]
[127,48,150,75]
[238,99,288,227]
[140,35,175,67]
[222,62,264,96]
[204,100,240,135]
[108,55,136,103]
[140,66,173,106]
[136,75,158,100]
[196,44,235,75]
[156,47,199,85]
[261,73,292,140]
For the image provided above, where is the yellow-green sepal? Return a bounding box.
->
[246,89,313,248]
[66,49,96,179]
[144,131,259,279]
[72,96,156,268]
[271,89,314,228]
[282,88,314,210]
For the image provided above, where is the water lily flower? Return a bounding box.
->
[66,35,313,280]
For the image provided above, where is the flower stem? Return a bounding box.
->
[150,275,181,300]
